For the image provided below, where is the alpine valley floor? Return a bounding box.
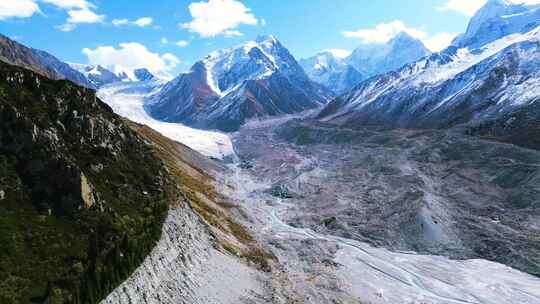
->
[99,82,540,304]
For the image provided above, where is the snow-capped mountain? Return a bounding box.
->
[453,0,540,49]
[146,35,333,132]
[70,64,123,88]
[300,51,363,94]
[318,2,540,149]
[346,32,431,78]
[70,64,157,88]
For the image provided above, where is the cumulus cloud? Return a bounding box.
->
[112,18,129,26]
[112,17,154,27]
[423,32,459,51]
[437,0,486,16]
[224,29,243,37]
[437,0,540,16]
[58,8,104,31]
[323,49,351,59]
[0,0,103,31]
[343,20,426,44]
[41,0,93,10]
[133,17,153,27]
[0,0,41,20]
[343,20,456,52]
[82,42,180,74]
[182,0,258,37]
[176,40,189,47]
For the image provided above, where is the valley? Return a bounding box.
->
[97,82,540,303]
[2,0,540,302]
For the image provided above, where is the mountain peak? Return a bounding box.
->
[453,0,540,48]
[485,0,512,7]
[391,31,416,42]
[389,32,427,49]
[255,34,278,44]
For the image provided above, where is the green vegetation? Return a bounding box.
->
[0,62,177,303]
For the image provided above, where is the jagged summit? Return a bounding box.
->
[453,0,540,48]
[146,35,332,132]
[346,31,430,78]
[300,51,363,94]
[70,63,158,87]
[255,34,278,43]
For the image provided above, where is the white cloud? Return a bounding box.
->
[343,20,426,44]
[176,40,189,47]
[224,29,243,37]
[437,0,486,16]
[423,32,459,51]
[182,0,258,38]
[437,0,540,16]
[324,49,351,59]
[0,0,41,20]
[343,20,456,52]
[41,0,93,10]
[82,42,180,74]
[161,37,169,44]
[112,18,129,26]
[133,17,152,27]
[0,0,104,31]
[112,16,154,27]
[58,8,104,31]
[67,8,103,23]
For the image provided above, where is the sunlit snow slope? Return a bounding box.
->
[97,81,234,160]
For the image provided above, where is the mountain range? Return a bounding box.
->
[318,0,540,150]
[145,35,333,132]
[301,32,431,94]
[2,0,540,302]
[70,63,156,88]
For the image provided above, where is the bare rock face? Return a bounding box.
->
[80,173,96,209]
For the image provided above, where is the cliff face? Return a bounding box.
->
[0,61,177,303]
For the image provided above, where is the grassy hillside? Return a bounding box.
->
[0,61,178,303]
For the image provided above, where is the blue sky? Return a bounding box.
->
[0,0,509,76]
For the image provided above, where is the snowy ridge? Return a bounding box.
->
[200,35,289,97]
[301,32,429,94]
[300,51,364,94]
[319,18,540,132]
[146,35,332,132]
[453,0,540,49]
[69,63,164,88]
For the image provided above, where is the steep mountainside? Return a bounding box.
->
[0,61,178,303]
[146,35,333,132]
[346,32,431,78]
[300,51,363,94]
[319,1,540,150]
[0,34,94,89]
